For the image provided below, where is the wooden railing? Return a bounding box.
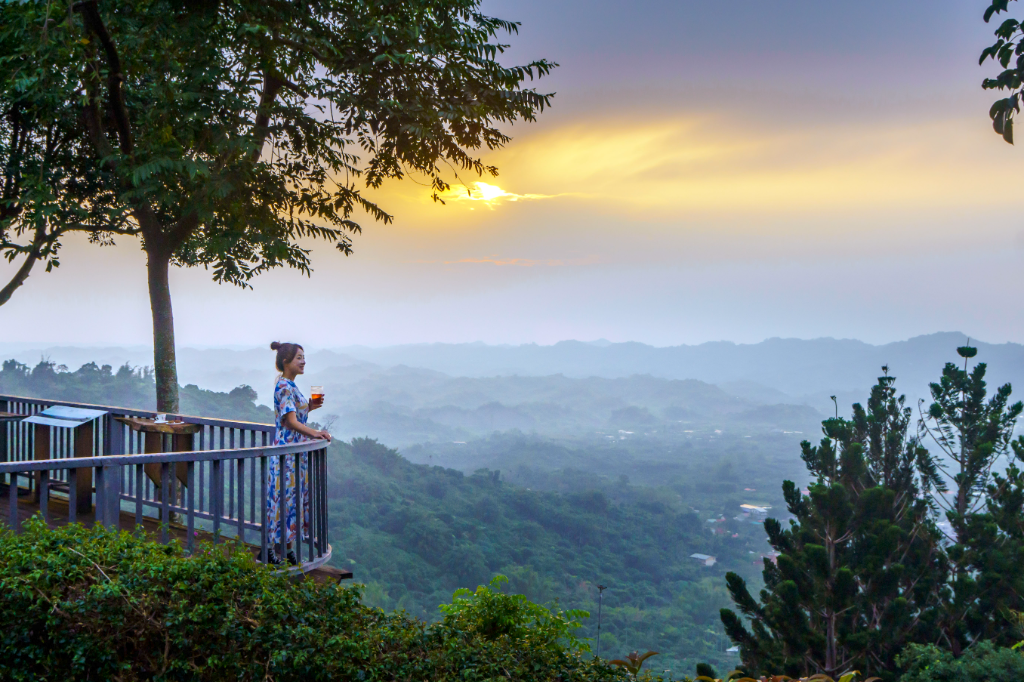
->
[0,395,331,572]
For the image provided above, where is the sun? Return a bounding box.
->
[436,180,559,208]
[470,182,511,202]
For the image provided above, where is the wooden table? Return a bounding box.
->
[0,412,24,422]
[115,418,202,493]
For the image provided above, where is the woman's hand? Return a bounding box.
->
[309,396,324,411]
[314,429,332,443]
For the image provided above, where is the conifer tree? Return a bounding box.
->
[917,344,1024,653]
[720,369,944,681]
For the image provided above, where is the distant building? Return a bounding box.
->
[690,553,717,567]
[753,551,781,566]
[740,504,770,520]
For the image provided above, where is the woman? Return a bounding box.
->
[266,341,331,566]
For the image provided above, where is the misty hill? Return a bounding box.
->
[332,332,1023,408]
[2,327,1015,428]
[306,367,824,447]
[3,332,1017,417]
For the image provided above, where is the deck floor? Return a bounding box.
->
[0,483,352,583]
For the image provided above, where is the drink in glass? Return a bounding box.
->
[311,386,325,406]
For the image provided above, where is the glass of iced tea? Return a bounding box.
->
[311,386,324,407]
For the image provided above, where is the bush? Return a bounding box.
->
[897,642,1024,682]
[439,575,589,649]
[0,518,630,682]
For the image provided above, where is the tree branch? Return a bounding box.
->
[0,225,49,307]
[250,69,285,165]
[76,0,133,154]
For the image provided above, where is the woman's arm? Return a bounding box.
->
[283,412,332,442]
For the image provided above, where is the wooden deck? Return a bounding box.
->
[0,482,352,583]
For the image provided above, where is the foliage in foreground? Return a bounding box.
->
[896,641,1024,682]
[0,519,623,682]
[695,674,876,682]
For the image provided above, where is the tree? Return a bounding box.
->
[1,0,554,410]
[981,0,1024,142]
[917,344,1024,653]
[721,370,944,681]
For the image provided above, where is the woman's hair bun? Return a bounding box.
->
[270,341,282,351]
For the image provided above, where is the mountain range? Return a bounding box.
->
[2,332,1019,418]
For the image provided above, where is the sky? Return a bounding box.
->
[3,0,1023,349]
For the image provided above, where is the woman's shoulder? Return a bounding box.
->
[274,377,297,392]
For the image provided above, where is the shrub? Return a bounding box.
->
[0,518,629,682]
[439,575,589,650]
[896,642,1024,682]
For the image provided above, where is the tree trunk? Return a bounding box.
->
[825,533,837,676]
[146,246,179,413]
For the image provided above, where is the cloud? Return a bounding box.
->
[460,115,1020,217]
[410,254,601,267]
[437,181,574,208]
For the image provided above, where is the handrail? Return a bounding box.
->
[0,439,328,472]
[0,395,332,573]
[0,393,274,432]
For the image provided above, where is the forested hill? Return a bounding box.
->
[0,359,273,423]
[327,437,749,675]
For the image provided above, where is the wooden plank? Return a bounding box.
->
[116,416,203,435]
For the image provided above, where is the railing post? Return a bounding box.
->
[186,461,195,554]
[0,398,8,464]
[39,469,49,523]
[260,454,268,563]
[106,415,125,456]
[320,448,328,556]
[306,451,315,563]
[160,461,171,543]
[96,464,121,530]
[212,458,222,542]
[295,452,303,564]
[8,471,18,533]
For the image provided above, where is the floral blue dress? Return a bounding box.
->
[267,377,310,546]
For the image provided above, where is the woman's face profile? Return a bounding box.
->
[284,348,306,375]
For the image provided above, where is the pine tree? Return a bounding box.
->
[720,369,944,680]
[917,344,1024,653]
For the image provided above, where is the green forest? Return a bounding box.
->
[325,437,756,674]
[0,357,798,674]
[5,347,1024,680]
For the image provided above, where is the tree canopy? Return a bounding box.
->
[0,0,554,410]
[982,0,1024,142]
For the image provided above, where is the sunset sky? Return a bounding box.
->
[3,0,1023,348]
